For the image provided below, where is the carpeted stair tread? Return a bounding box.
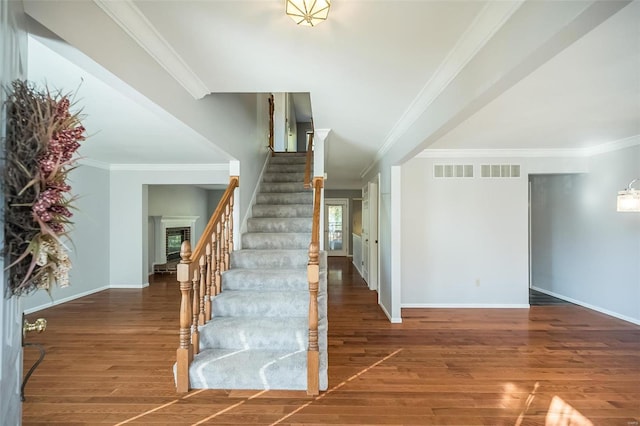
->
[252,204,313,218]
[222,268,324,291]
[230,249,310,269]
[261,182,307,193]
[247,217,312,233]
[262,172,305,183]
[269,155,307,164]
[256,192,312,205]
[211,290,308,317]
[188,348,328,391]
[199,317,314,351]
[241,232,310,249]
[267,164,307,173]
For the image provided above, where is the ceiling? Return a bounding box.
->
[23,0,640,186]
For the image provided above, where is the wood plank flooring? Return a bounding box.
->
[23,257,640,425]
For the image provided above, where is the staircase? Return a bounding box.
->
[187,153,328,391]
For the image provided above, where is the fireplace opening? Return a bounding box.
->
[166,227,191,261]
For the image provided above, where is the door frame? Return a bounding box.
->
[324,198,349,257]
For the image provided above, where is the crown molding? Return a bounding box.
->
[93,0,209,99]
[109,163,228,172]
[416,135,640,159]
[360,0,525,178]
[582,134,640,157]
[77,158,111,170]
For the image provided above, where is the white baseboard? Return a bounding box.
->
[23,285,110,314]
[110,282,149,289]
[402,303,530,308]
[352,260,363,277]
[531,286,640,326]
[379,301,402,323]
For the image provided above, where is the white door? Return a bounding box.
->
[362,195,370,283]
[1,2,26,421]
[368,181,379,291]
[324,199,349,257]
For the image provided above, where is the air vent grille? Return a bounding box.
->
[480,164,520,178]
[434,164,473,178]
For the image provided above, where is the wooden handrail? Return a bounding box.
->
[304,131,314,189]
[268,94,275,156]
[175,175,238,393]
[307,176,323,396]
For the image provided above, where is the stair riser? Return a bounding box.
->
[211,292,327,319]
[256,192,312,205]
[230,250,309,269]
[247,218,312,233]
[212,292,311,317]
[222,270,327,292]
[242,233,310,250]
[262,172,305,183]
[267,164,306,173]
[252,204,313,218]
[269,156,307,165]
[200,318,327,351]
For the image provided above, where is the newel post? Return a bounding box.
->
[176,241,193,393]
[307,240,320,396]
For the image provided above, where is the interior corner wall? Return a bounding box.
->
[401,157,529,307]
[23,165,111,311]
[530,145,640,324]
[109,168,229,288]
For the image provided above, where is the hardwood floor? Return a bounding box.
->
[23,257,640,425]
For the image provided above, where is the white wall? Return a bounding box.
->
[148,185,209,239]
[23,165,111,312]
[401,157,529,307]
[109,167,229,287]
[0,0,27,422]
[531,144,640,324]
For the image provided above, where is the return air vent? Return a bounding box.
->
[480,164,520,178]
[433,164,473,178]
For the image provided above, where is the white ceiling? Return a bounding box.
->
[23,0,640,186]
[430,0,640,150]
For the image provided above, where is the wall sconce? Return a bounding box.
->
[286,0,331,27]
[617,178,640,212]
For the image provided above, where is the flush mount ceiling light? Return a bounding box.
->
[617,178,640,212]
[286,0,331,27]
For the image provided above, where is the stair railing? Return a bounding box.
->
[304,131,314,189]
[307,175,323,396]
[176,175,239,393]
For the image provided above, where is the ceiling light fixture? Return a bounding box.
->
[286,0,331,27]
[617,178,640,212]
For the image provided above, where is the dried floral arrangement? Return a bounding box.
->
[3,80,86,296]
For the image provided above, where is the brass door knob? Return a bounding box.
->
[23,318,47,337]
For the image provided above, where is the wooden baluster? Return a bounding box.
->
[176,241,193,393]
[307,241,320,396]
[205,243,212,321]
[215,222,222,294]
[223,204,230,272]
[198,255,206,326]
[191,269,200,355]
[228,193,234,254]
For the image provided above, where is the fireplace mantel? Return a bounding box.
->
[160,216,199,263]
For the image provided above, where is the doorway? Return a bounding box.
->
[324,199,349,256]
